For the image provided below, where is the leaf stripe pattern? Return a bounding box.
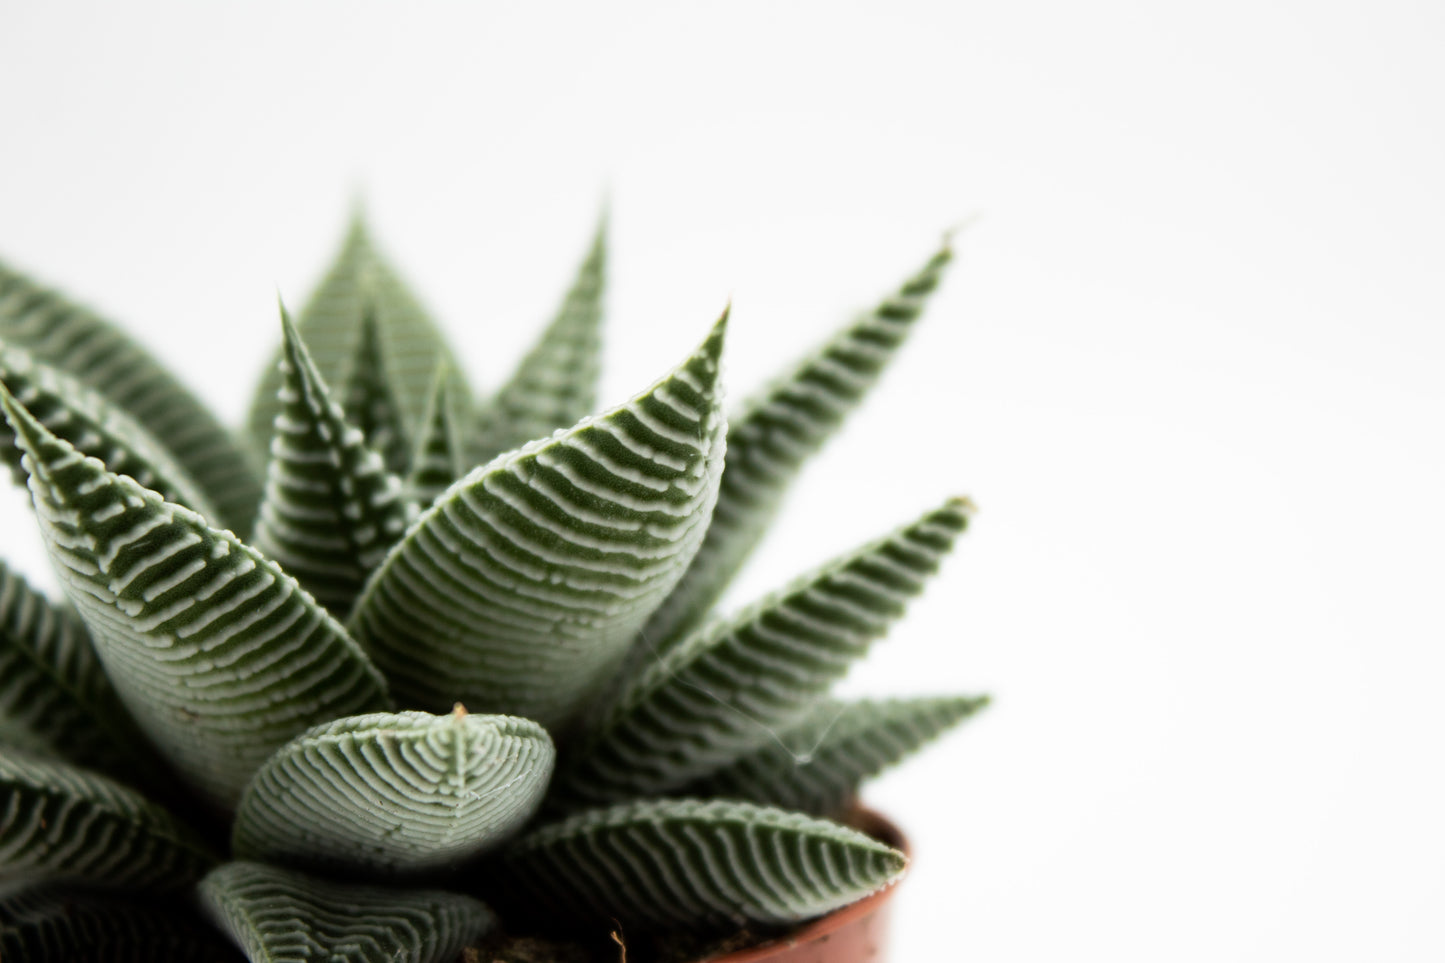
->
[500,798,906,929]
[342,307,414,478]
[199,861,494,963]
[0,886,242,962]
[0,343,220,522]
[0,388,391,809]
[405,365,465,508]
[0,558,163,783]
[350,314,729,730]
[247,214,471,465]
[640,242,954,651]
[251,312,413,618]
[0,259,263,535]
[552,499,972,808]
[0,750,215,891]
[687,695,990,816]
[233,709,555,876]
[470,215,607,465]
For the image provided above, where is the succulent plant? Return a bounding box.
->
[0,210,987,963]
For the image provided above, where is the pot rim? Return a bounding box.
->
[696,807,908,963]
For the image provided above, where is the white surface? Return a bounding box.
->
[1,2,1441,959]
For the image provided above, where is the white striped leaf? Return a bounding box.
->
[342,307,413,478]
[0,258,263,536]
[640,242,954,651]
[247,214,470,466]
[499,798,906,929]
[250,311,413,619]
[405,365,466,508]
[199,861,495,963]
[0,559,166,785]
[0,388,392,809]
[551,499,972,808]
[349,314,729,730]
[0,750,216,891]
[232,708,554,877]
[686,695,990,816]
[0,342,220,525]
[0,886,242,962]
[470,215,607,466]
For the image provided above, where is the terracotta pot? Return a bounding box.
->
[699,809,908,963]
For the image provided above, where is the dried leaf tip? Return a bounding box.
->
[452,702,469,720]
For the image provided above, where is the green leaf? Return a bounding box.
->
[550,498,972,809]
[246,213,471,468]
[0,342,220,522]
[404,364,466,508]
[0,558,166,785]
[0,885,242,962]
[0,750,216,891]
[640,241,954,650]
[500,798,906,930]
[349,313,729,730]
[686,695,990,816]
[470,214,607,465]
[0,388,391,809]
[250,310,414,619]
[199,861,495,963]
[0,259,263,536]
[342,307,414,478]
[232,708,554,877]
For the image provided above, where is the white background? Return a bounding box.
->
[1,2,1442,959]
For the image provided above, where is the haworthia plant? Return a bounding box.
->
[348,314,729,730]
[0,750,216,890]
[685,695,991,816]
[250,310,413,618]
[499,798,907,930]
[638,242,954,653]
[470,214,607,466]
[0,259,262,535]
[246,213,470,465]
[199,861,494,963]
[0,213,985,961]
[232,708,554,876]
[551,499,972,809]
[0,386,390,808]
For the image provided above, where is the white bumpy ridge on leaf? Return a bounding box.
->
[685,695,991,816]
[470,214,607,465]
[250,311,413,618]
[349,313,729,730]
[232,708,555,876]
[551,498,972,808]
[0,259,263,535]
[341,307,414,478]
[0,387,391,809]
[0,343,220,522]
[500,798,906,929]
[199,861,494,963]
[638,242,954,652]
[0,886,241,962]
[0,750,215,891]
